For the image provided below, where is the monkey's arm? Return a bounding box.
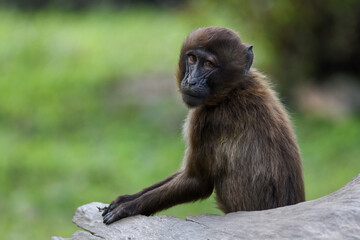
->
[103,172,213,224]
[102,171,181,217]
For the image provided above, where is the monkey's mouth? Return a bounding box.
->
[181,92,207,107]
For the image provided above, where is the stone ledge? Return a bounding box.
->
[52,174,360,240]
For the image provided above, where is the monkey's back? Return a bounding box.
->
[210,70,305,212]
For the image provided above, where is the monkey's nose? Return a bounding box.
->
[188,77,200,86]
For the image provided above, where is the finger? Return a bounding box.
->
[101,206,109,216]
[103,210,126,225]
[109,204,116,212]
[103,212,114,224]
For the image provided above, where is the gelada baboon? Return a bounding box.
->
[102,27,305,224]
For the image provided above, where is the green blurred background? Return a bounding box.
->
[0,0,359,239]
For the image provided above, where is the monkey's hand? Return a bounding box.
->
[102,194,138,217]
[103,201,138,225]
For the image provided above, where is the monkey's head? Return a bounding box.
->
[177,27,254,108]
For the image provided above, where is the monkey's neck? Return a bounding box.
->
[240,69,270,91]
[215,70,271,106]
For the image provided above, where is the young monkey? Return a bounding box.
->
[102,27,305,225]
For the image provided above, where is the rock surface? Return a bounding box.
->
[52,174,360,240]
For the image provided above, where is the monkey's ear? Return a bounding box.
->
[244,45,254,75]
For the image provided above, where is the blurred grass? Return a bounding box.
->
[0,8,359,240]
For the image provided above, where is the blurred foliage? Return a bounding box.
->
[0,8,232,239]
[191,0,360,95]
[0,0,184,10]
[0,5,359,240]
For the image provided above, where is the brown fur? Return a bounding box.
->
[102,27,305,224]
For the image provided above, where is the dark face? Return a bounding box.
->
[180,49,218,107]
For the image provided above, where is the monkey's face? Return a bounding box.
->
[177,27,254,108]
[180,49,218,107]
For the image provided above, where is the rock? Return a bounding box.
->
[52,174,360,240]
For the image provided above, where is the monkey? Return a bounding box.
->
[102,26,305,225]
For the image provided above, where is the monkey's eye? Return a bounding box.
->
[187,55,197,65]
[204,60,215,70]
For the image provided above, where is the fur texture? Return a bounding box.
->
[102,27,305,224]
